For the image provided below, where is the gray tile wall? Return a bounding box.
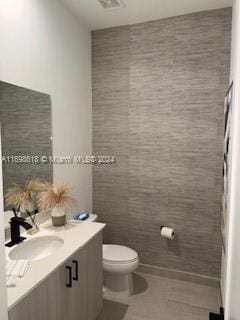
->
[0,81,53,209]
[92,8,232,277]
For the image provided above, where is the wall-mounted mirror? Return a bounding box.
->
[0,81,53,228]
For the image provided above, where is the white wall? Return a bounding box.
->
[220,2,235,306]
[0,130,8,320]
[222,0,240,319]
[0,0,92,211]
[0,2,91,316]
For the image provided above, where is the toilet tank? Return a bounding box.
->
[87,214,98,222]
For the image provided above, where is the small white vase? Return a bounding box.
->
[51,206,66,226]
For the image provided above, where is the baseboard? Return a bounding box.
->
[137,263,220,288]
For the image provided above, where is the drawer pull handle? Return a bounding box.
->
[66,266,72,288]
[72,260,79,281]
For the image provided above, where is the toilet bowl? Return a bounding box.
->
[103,244,139,297]
[71,213,139,297]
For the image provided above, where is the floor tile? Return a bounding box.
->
[166,277,220,311]
[97,272,220,320]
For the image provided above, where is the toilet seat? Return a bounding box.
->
[104,258,138,265]
[103,244,138,264]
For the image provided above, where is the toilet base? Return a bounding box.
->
[104,272,134,297]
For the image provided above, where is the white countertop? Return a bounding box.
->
[6,219,105,311]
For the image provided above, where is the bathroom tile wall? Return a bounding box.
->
[92,8,232,278]
[0,81,53,205]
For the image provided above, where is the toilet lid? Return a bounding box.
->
[103,244,138,263]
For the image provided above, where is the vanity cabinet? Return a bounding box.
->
[8,232,103,320]
[60,246,88,320]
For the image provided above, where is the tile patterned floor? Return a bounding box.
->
[97,272,221,320]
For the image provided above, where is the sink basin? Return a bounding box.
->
[9,236,64,261]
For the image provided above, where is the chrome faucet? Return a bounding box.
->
[5,209,32,247]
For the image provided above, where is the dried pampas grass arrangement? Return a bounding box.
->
[38,183,77,212]
[25,179,49,196]
[5,179,49,210]
[5,185,29,210]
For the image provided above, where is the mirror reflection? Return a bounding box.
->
[0,81,53,226]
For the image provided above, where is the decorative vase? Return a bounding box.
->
[51,206,66,226]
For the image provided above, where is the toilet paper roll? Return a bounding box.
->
[161,227,175,240]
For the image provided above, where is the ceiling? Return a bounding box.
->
[61,0,232,30]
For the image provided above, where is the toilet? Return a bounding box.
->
[77,214,139,297]
[103,244,139,297]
